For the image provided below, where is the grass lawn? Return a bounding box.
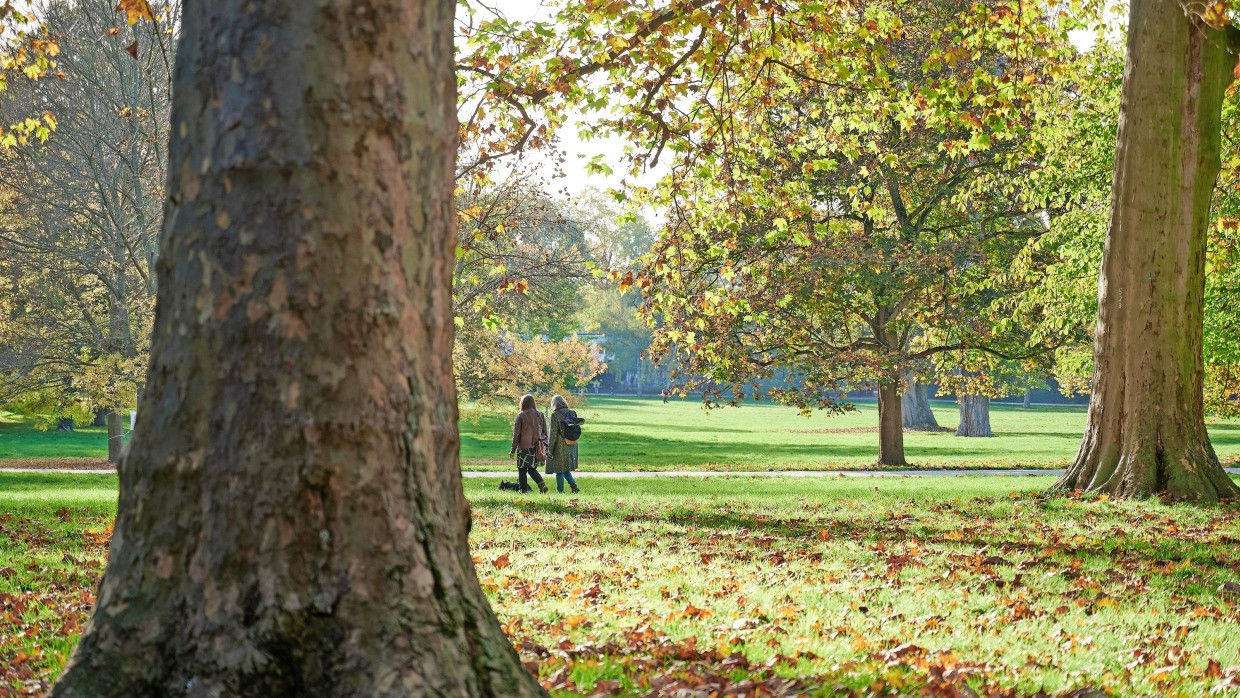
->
[4,472,1240,696]
[460,397,1240,471]
[0,412,127,466]
[7,399,1240,472]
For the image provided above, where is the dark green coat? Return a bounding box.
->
[544,408,578,474]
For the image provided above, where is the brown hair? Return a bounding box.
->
[520,394,536,411]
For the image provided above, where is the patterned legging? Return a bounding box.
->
[515,448,546,492]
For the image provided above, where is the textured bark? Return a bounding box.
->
[901,373,939,431]
[955,395,992,438]
[1022,390,1031,409]
[105,411,123,462]
[57,418,75,432]
[877,382,907,465]
[52,1,544,697]
[1057,0,1240,502]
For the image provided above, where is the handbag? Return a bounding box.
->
[535,437,548,461]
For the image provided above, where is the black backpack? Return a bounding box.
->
[562,410,582,443]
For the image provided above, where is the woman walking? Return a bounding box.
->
[509,394,549,493]
[545,395,584,493]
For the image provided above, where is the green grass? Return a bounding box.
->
[0,412,128,462]
[8,399,1240,472]
[0,474,116,692]
[461,396,1240,470]
[5,472,1240,696]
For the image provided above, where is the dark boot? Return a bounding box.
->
[570,483,580,494]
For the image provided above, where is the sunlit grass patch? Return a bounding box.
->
[4,473,1240,696]
[465,476,1240,696]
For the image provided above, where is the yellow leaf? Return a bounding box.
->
[116,0,155,25]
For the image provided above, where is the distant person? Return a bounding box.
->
[545,394,584,493]
[509,394,548,494]
[661,388,668,403]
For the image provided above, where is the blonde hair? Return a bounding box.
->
[550,395,568,411]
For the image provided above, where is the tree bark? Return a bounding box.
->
[1022,390,1031,409]
[92,409,108,427]
[955,394,992,437]
[52,1,544,696]
[105,410,123,462]
[57,417,75,432]
[1057,0,1240,502]
[877,381,907,465]
[901,372,939,430]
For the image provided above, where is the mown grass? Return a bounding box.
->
[0,412,127,464]
[4,472,1240,696]
[461,397,1240,470]
[7,399,1240,471]
[470,476,1240,696]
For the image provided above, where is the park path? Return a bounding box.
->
[6,467,1240,477]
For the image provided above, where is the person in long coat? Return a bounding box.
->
[544,394,583,493]
[509,393,549,493]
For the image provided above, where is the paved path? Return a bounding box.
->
[6,467,1240,478]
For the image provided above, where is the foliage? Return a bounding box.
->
[455,327,605,409]
[9,472,1240,696]
[1204,83,1240,418]
[455,167,591,335]
[0,1,59,148]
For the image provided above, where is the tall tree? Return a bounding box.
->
[0,0,173,434]
[52,0,542,694]
[1055,0,1240,502]
[632,0,1067,465]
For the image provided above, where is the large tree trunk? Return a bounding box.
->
[901,373,939,430]
[1057,0,1240,502]
[1022,390,1031,409]
[877,381,907,466]
[52,1,543,696]
[955,394,992,437]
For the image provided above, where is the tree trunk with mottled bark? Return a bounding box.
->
[52,1,544,696]
[1022,390,1031,409]
[877,381,907,465]
[1057,0,1240,502]
[901,373,939,431]
[955,395,992,437]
